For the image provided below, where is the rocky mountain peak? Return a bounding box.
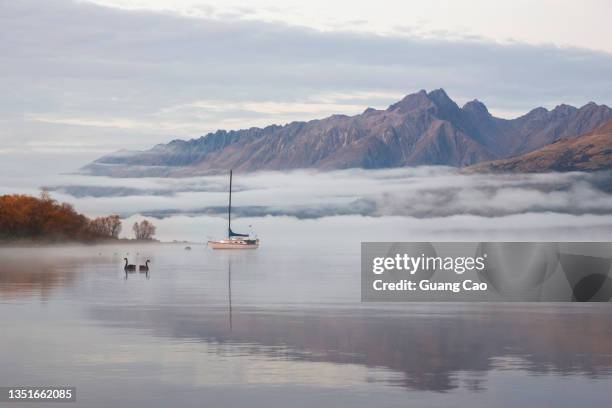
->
[551,104,578,116]
[388,89,432,111]
[463,99,491,117]
[520,106,549,120]
[427,88,454,107]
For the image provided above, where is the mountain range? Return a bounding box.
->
[469,119,612,173]
[83,89,612,176]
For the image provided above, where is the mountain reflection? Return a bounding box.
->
[89,303,612,392]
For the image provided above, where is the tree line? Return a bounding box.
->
[0,191,156,242]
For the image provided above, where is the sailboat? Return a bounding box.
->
[208,170,260,249]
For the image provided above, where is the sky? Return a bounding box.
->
[1,0,612,154]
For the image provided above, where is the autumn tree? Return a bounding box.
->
[132,220,156,240]
[89,215,122,238]
[0,193,122,242]
[107,215,122,238]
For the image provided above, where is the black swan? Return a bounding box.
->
[124,258,136,272]
[139,260,150,272]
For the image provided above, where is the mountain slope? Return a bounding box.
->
[469,120,612,172]
[83,89,612,176]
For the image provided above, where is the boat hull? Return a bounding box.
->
[208,240,259,250]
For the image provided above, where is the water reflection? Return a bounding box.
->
[2,244,612,398]
[93,304,612,391]
[0,246,153,299]
[84,258,612,392]
[0,256,81,299]
[124,270,150,280]
[228,259,233,331]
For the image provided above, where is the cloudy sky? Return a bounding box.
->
[2,0,612,154]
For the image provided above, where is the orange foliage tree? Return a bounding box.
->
[0,192,123,242]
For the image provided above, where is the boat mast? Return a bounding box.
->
[228,169,232,238]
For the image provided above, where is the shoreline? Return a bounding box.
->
[0,239,202,248]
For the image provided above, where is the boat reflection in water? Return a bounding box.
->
[208,169,259,250]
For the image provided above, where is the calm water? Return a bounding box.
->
[1,235,612,407]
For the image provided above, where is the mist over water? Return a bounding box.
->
[1,152,612,242]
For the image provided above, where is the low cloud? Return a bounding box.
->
[37,167,612,220]
[4,159,612,241]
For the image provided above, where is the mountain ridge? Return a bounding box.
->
[82,89,612,176]
[468,119,612,173]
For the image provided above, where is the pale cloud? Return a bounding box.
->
[2,0,612,153]
[30,115,150,131]
[161,100,361,117]
[158,91,405,118]
[28,90,407,142]
[87,0,612,53]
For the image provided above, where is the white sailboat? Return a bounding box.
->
[208,170,260,250]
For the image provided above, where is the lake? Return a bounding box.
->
[1,237,612,407]
[1,154,612,406]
